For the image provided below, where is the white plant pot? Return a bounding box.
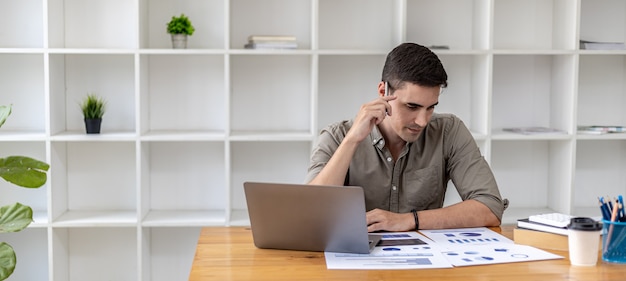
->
[171,34,188,49]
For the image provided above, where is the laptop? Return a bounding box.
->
[243,181,382,254]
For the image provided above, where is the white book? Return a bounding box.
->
[580,40,626,50]
[247,35,297,42]
[503,127,566,135]
[517,218,569,236]
[244,42,298,50]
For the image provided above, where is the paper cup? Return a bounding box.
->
[568,217,602,266]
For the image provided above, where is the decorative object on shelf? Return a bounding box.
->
[80,93,106,134]
[0,105,49,281]
[577,125,626,135]
[244,35,297,50]
[579,40,626,50]
[502,126,566,135]
[166,13,195,49]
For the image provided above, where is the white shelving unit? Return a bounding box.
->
[1,0,625,280]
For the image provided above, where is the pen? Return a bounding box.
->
[384,81,390,115]
[384,81,389,97]
[599,197,611,221]
[599,203,611,221]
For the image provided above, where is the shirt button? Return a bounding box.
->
[386,157,392,162]
[392,185,397,191]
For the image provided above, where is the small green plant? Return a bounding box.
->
[80,93,106,119]
[166,13,195,35]
[0,105,49,280]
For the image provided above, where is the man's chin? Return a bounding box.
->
[401,130,422,142]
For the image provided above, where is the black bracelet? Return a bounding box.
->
[411,209,419,230]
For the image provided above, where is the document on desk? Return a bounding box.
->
[419,227,563,267]
[325,231,454,269]
[325,228,562,269]
[419,227,514,248]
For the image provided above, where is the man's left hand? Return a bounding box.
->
[366,208,415,232]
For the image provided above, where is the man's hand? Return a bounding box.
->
[344,96,397,144]
[366,208,415,232]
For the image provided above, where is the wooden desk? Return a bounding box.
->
[189,225,626,281]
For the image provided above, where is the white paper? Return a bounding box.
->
[325,227,563,270]
[419,227,514,249]
[325,231,453,269]
[440,243,563,266]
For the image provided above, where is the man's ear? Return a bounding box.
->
[377,81,386,97]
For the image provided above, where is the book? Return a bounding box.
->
[244,42,298,50]
[578,125,626,134]
[580,40,626,50]
[513,227,569,251]
[517,218,569,235]
[503,127,566,135]
[514,227,603,252]
[245,34,298,50]
[247,35,296,42]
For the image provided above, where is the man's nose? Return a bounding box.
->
[414,111,428,127]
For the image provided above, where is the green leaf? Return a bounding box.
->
[0,242,16,280]
[0,156,50,188]
[167,14,195,35]
[0,203,33,233]
[0,105,11,128]
[80,94,106,119]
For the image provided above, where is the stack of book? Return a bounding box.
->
[502,127,566,135]
[580,40,626,50]
[516,217,569,236]
[578,125,626,135]
[244,35,297,50]
[514,213,603,251]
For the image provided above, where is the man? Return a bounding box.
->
[306,42,508,232]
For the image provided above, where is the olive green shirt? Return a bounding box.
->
[306,113,508,221]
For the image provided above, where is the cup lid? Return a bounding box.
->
[567,217,602,231]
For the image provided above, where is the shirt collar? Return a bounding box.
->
[370,125,386,149]
[370,124,419,152]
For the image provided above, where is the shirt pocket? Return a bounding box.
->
[401,165,443,209]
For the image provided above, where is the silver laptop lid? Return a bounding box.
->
[244,181,378,254]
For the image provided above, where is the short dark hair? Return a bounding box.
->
[381,42,448,91]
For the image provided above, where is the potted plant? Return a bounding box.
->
[80,93,106,134]
[0,105,49,280]
[166,13,195,49]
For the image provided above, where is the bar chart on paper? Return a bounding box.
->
[419,228,514,246]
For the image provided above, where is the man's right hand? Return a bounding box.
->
[344,95,397,144]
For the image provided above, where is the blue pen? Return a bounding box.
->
[599,197,611,221]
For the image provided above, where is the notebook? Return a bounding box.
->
[243,181,382,254]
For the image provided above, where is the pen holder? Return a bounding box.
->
[602,220,626,264]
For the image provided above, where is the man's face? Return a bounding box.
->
[386,82,440,143]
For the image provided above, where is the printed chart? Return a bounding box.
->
[325,232,453,269]
[325,227,562,269]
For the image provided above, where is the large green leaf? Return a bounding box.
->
[0,242,16,280]
[0,156,49,188]
[0,203,33,233]
[0,105,10,128]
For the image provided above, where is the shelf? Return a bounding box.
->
[2,228,48,280]
[53,211,138,227]
[142,210,226,227]
[143,227,201,281]
[51,227,137,280]
[0,1,44,48]
[3,0,626,280]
